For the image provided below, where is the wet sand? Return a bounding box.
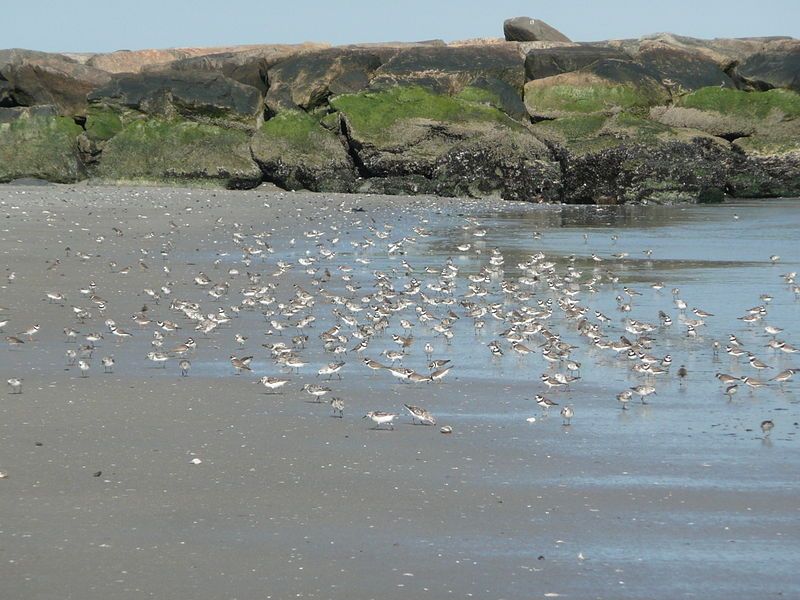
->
[0,184,798,599]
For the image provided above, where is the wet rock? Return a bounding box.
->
[250,111,356,192]
[503,17,571,43]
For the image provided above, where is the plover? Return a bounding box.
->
[230,355,253,374]
[761,420,774,436]
[535,394,558,412]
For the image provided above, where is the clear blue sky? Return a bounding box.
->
[5,0,799,53]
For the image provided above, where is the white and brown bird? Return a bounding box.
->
[404,404,436,426]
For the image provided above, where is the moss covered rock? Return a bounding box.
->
[250,110,355,192]
[524,59,670,119]
[95,117,261,189]
[331,86,560,201]
[0,111,83,183]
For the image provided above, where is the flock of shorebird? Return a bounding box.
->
[3,199,798,442]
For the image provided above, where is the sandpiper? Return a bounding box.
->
[303,383,331,402]
[561,406,574,426]
[725,384,738,400]
[101,356,115,373]
[363,411,398,430]
[259,376,289,392]
[179,359,191,377]
[78,360,90,377]
[330,397,344,418]
[617,390,632,409]
[761,420,774,437]
[146,351,169,368]
[317,361,345,380]
[7,378,23,394]
[404,404,436,425]
[630,385,657,404]
[677,365,688,385]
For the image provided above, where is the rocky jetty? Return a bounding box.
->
[1,22,799,202]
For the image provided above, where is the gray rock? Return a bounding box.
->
[87,71,263,130]
[738,47,800,91]
[0,50,110,115]
[525,46,630,81]
[504,17,571,43]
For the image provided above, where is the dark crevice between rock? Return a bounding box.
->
[723,61,775,92]
[540,138,569,203]
[338,114,370,179]
[529,114,555,124]
[73,116,87,130]
[718,131,750,143]
[248,144,287,191]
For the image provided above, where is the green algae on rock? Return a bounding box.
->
[0,112,83,183]
[250,110,355,192]
[95,117,261,189]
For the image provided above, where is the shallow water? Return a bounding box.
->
[0,187,798,600]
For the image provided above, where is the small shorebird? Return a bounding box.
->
[78,360,90,377]
[101,356,115,373]
[259,376,289,393]
[772,369,795,385]
[430,366,452,383]
[761,420,774,437]
[725,384,738,400]
[716,373,739,385]
[677,365,688,386]
[404,404,436,425]
[363,411,398,430]
[741,376,769,391]
[617,390,632,409]
[317,361,345,380]
[179,359,191,377]
[630,385,657,403]
[561,406,574,426]
[303,383,331,402]
[230,355,253,374]
[535,394,558,413]
[146,351,169,368]
[330,397,344,418]
[7,378,22,394]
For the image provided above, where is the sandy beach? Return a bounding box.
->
[1,183,798,600]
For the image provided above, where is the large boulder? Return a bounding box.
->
[525,46,630,81]
[504,17,571,43]
[525,59,670,119]
[370,43,526,95]
[331,86,561,201]
[0,109,84,183]
[737,45,800,92]
[0,49,111,115]
[250,111,356,192]
[94,117,262,189]
[634,42,735,91]
[265,48,388,114]
[87,71,263,130]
